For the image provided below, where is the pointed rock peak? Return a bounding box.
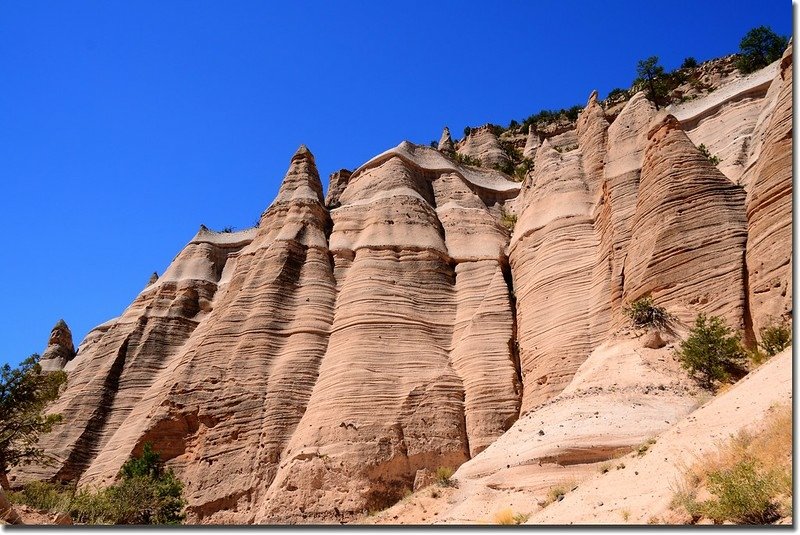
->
[291,144,315,163]
[147,272,159,286]
[40,319,76,371]
[438,127,455,154]
[540,137,553,151]
[275,144,324,205]
[587,89,599,105]
[647,114,682,141]
[199,224,209,232]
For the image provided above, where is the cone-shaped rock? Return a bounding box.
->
[39,319,76,372]
[438,126,455,154]
[624,115,748,327]
[510,130,595,412]
[576,89,609,196]
[522,127,540,159]
[458,125,511,170]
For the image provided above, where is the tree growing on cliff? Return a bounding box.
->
[635,56,666,110]
[736,26,788,74]
[0,354,66,488]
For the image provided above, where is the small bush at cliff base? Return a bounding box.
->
[624,296,671,329]
[676,314,746,388]
[758,322,791,358]
[435,466,455,487]
[10,443,185,524]
[112,443,185,524]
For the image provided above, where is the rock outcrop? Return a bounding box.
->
[325,169,352,209]
[744,42,793,338]
[624,114,748,329]
[437,127,455,155]
[457,125,511,170]
[38,320,76,372]
[13,52,793,525]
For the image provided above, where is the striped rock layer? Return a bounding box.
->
[14,55,792,523]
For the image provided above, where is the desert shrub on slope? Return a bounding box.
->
[9,443,185,524]
[672,404,791,524]
[624,296,671,329]
[675,314,745,389]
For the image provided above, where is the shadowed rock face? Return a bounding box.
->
[13,54,793,524]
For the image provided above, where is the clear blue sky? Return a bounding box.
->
[0,1,792,367]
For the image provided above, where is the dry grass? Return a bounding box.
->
[435,466,456,487]
[542,479,577,507]
[492,507,529,525]
[672,403,792,524]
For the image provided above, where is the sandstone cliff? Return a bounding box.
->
[13,52,792,524]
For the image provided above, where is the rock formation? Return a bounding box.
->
[457,125,511,170]
[437,127,455,155]
[13,51,793,525]
[38,320,76,372]
[325,169,352,209]
[744,42,793,338]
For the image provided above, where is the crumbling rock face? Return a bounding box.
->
[15,55,793,525]
[39,320,76,372]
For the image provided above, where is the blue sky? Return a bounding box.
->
[0,1,792,367]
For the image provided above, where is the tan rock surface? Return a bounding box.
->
[457,125,511,170]
[624,115,748,329]
[510,138,595,411]
[39,319,76,372]
[437,126,455,155]
[12,53,793,526]
[324,168,352,209]
[744,42,793,338]
[530,347,792,524]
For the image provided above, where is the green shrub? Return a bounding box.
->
[463,126,471,137]
[624,296,671,329]
[758,322,791,358]
[676,314,746,388]
[9,443,185,525]
[452,152,482,167]
[513,158,533,181]
[565,105,583,122]
[698,143,721,166]
[699,459,780,524]
[500,209,517,232]
[681,57,699,69]
[435,466,455,487]
[499,139,521,161]
[736,26,789,74]
[492,160,515,176]
[487,124,506,136]
[606,87,629,101]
